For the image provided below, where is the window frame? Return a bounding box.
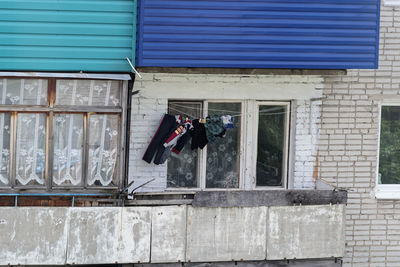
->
[252,101,291,190]
[201,100,245,190]
[384,0,400,6]
[0,76,129,193]
[166,99,290,191]
[375,102,400,199]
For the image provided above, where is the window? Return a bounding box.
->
[384,0,400,6]
[0,78,127,191]
[167,101,242,189]
[376,104,400,199]
[255,103,290,188]
[166,100,290,190]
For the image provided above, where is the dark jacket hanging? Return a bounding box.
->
[142,114,178,164]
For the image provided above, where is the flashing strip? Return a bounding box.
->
[0,72,131,81]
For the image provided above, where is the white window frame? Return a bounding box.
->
[375,102,400,199]
[251,101,291,190]
[384,0,400,6]
[166,100,290,191]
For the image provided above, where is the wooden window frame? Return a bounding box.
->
[0,77,129,193]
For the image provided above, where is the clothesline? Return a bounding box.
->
[170,103,285,116]
[168,106,288,120]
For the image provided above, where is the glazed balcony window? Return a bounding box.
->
[166,100,289,190]
[0,78,127,191]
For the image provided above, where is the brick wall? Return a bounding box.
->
[294,99,321,189]
[319,3,400,266]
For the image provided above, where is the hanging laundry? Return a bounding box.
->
[191,119,208,150]
[143,113,235,164]
[204,115,226,142]
[158,119,193,162]
[142,114,183,164]
[163,119,192,148]
[172,130,192,154]
[221,115,234,129]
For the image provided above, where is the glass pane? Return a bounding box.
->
[56,80,121,107]
[53,114,84,186]
[167,102,202,188]
[0,79,47,105]
[88,114,119,186]
[16,113,46,186]
[206,103,241,188]
[379,106,400,184]
[0,113,11,186]
[256,105,287,187]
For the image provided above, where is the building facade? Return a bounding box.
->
[1,0,399,266]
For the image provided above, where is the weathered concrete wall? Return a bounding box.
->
[151,206,187,263]
[0,207,151,265]
[0,205,344,265]
[267,205,345,260]
[186,207,267,262]
[66,207,151,265]
[0,207,68,265]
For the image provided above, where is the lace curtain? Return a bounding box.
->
[12,79,48,186]
[16,114,46,185]
[0,78,121,188]
[53,114,83,186]
[167,102,202,188]
[87,114,119,186]
[206,103,241,188]
[0,113,10,186]
[55,80,120,187]
[56,80,120,107]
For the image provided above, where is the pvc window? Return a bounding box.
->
[167,100,243,190]
[254,102,290,188]
[166,100,290,190]
[0,78,128,192]
[376,103,400,199]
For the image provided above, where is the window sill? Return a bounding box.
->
[374,185,400,200]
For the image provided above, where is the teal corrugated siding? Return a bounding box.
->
[0,0,137,72]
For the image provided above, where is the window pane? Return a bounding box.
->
[206,103,241,188]
[53,114,84,186]
[16,114,46,186]
[379,106,400,184]
[0,113,11,186]
[167,102,202,188]
[56,80,121,107]
[0,79,47,105]
[88,114,119,187]
[256,105,287,187]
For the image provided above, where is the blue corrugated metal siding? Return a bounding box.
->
[137,0,380,69]
[0,0,137,72]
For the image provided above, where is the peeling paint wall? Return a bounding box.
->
[0,205,344,265]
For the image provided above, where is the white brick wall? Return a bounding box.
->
[294,100,321,189]
[129,96,168,192]
[319,4,400,266]
[129,73,323,192]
